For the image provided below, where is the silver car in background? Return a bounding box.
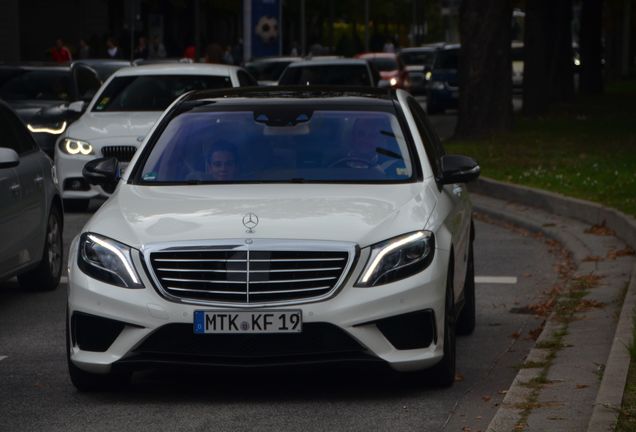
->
[0,100,63,291]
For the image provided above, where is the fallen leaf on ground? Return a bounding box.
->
[576,384,589,389]
[584,222,615,236]
[455,372,465,382]
[607,247,635,260]
[482,395,492,402]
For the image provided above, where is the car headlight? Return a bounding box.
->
[429,80,445,90]
[425,71,432,81]
[60,138,94,155]
[356,231,435,287]
[27,121,67,135]
[389,77,398,87]
[78,233,143,288]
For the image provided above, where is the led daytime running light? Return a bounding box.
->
[27,121,67,134]
[87,234,139,285]
[360,231,426,284]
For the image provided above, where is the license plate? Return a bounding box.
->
[193,310,302,334]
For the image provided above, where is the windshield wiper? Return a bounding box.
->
[375,147,403,160]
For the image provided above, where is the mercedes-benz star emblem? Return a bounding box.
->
[242,213,259,233]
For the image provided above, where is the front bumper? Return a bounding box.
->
[67,237,449,374]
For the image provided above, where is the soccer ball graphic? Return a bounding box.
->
[255,16,279,44]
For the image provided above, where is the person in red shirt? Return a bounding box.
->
[51,39,72,63]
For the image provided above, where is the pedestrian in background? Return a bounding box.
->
[134,36,148,60]
[105,37,123,59]
[78,39,91,59]
[51,38,72,63]
[149,36,167,59]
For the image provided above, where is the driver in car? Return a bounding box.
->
[332,117,405,178]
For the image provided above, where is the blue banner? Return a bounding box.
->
[248,0,281,59]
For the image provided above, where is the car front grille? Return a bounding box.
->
[148,246,352,305]
[101,145,137,162]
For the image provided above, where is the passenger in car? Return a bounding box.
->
[204,140,237,181]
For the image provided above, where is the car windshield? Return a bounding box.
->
[434,49,459,69]
[279,65,372,86]
[246,61,293,81]
[139,108,413,184]
[367,58,399,71]
[399,51,435,67]
[92,75,233,112]
[0,69,73,101]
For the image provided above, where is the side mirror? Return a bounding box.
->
[440,154,480,184]
[83,157,119,190]
[0,147,20,169]
[68,100,87,113]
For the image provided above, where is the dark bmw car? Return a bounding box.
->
[0,63,101,156]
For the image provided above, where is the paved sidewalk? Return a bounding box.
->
[471,194,635,432]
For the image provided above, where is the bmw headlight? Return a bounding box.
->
[60,138,94,155]
[78,233,143,288]
[27,121,67,135]
[356,231,435,287]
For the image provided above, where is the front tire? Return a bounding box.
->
[18,205,63,291]
[426,265,457,387]
[63,198,89,213]
[457,240,476,335]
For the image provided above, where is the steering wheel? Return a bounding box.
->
[328,157,373,169]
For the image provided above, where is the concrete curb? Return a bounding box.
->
[469,178,636,251]
[469,177,636,432]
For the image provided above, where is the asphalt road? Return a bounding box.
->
[0,206,559,432]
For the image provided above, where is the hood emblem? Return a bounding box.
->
[242,213,259,233]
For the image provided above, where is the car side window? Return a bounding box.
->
[76,66,101,101]
[0,107,25,154]
[407,97,444,179]
[237,70,258,87]
[9,113,38,154]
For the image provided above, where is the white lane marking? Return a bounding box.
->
[0,356,7,362]
[475,276,518,284]
[60,276,68,284]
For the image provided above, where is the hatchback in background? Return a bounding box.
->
[0,100,63,291]
[245,56,302,86]
[55,63,255,212]
[398,45,441,95]
[278,59,380,87]
[67,87,479,391]
[355,52,409,90]
[0,63,101,156]
[425,44,459,114]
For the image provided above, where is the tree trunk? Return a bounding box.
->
[456,0,512,138]
[523,0,574,116]
[580,0,604,93]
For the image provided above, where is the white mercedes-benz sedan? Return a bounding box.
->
[54,63,257,211]
[67,87,479,391]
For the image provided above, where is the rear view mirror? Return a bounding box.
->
[0,147,20,169]
[440,154,480,184]
[83,157,119,190]
[69,101,87,113]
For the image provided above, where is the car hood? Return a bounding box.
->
[8,100,67,122]
[85,183,438,249]
[65,111,161,142]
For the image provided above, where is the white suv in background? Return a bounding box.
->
[54,64,256,211]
